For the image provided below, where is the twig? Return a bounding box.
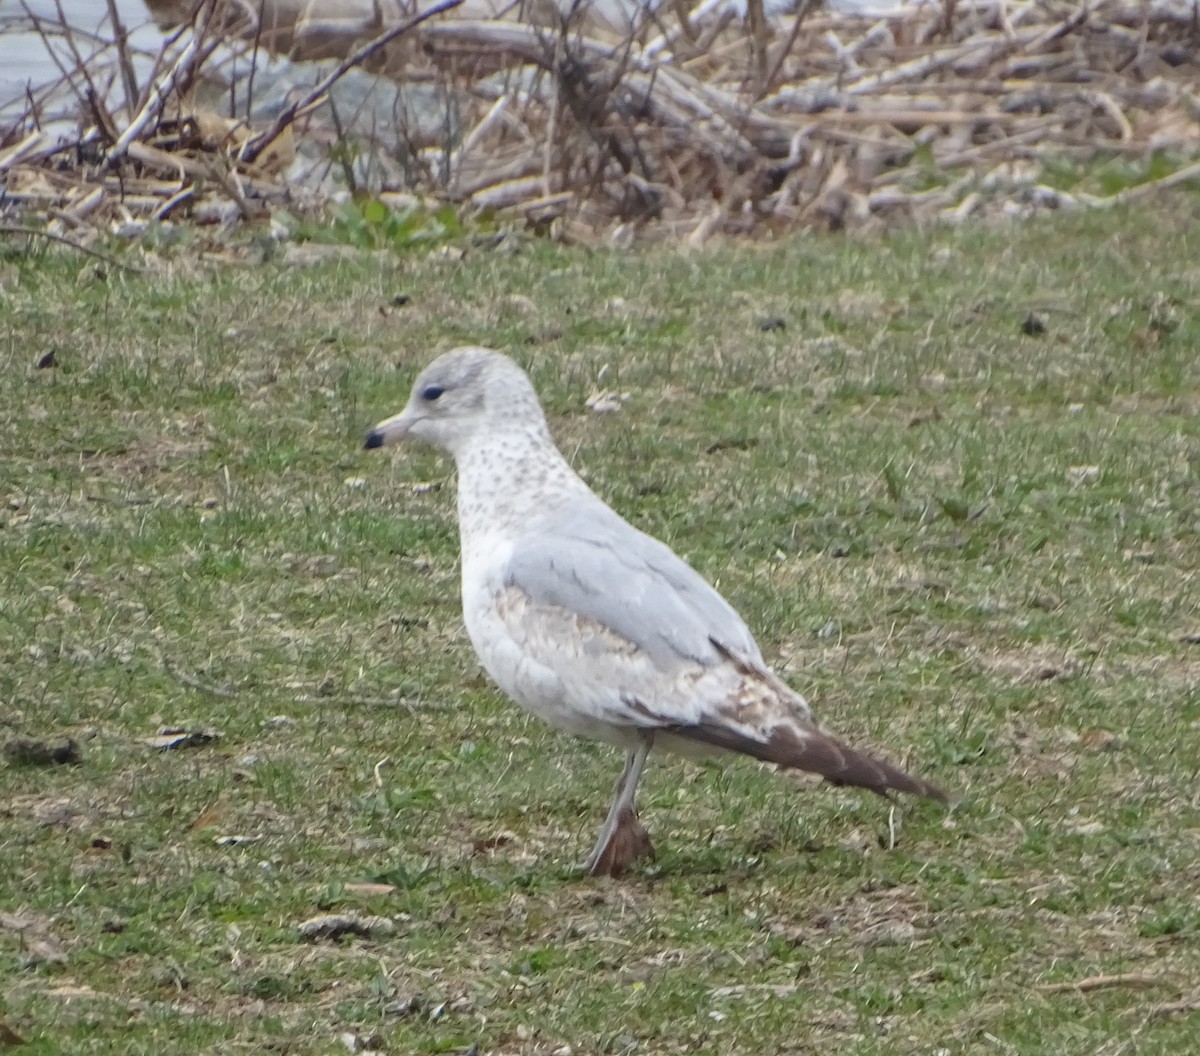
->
[238,0,467,165]
[154,185,195,220]
[159,657,431,710]
[50,0,104,110]
[1024,0,1095,52]
[108,41,206,159]
[0,224,142,273]
[943,0,958,39]
[162,660,237,697]
[241,0,268,122]
[744,0,768,98]
[448,94,511,193]
[1086,158,1200,207]
[18,0,87,109]
[85,88,120,146]
[129,0,202,115]
[107,12,226,162]
[58,185,104,222]
[204,158,254,221]
[325,94,357,195]
[763,0,820,99]
[373,758,391,787]
[1141,996,1200,1021]
[293,694,434,712]
[0,130,52,172]
[644,0,728,61]
[1037,973,1174,994]
[839,28,1038,96]
[104,0,140,120]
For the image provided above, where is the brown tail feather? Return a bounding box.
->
[696,637,949,804]
[676,720,949,804]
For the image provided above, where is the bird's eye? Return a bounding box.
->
[421,384,445,402]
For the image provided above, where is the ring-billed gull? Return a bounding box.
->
[365,347,947,876]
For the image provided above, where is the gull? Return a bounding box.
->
[364,347,947,876]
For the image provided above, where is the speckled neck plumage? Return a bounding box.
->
[454,426,590,553]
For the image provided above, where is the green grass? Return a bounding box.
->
[2,198,1199,1055]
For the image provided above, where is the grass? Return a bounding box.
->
[2,197,1199,1055]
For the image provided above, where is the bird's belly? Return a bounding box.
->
[462,589,638,748]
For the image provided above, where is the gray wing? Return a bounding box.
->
[502,503,762,671]
[493,506,949,803]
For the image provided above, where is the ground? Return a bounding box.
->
[1,197,1198,1055]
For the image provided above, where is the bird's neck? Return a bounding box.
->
[454,429,590,549]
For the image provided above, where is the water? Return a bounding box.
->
[0,0,164,107]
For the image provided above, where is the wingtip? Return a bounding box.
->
[903,772,953,806]
[716,719,950,805]
[829,742,950,805]
[363,429,384,450]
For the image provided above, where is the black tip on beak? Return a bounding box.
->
[363,429,384,450]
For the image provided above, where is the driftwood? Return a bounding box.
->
[1,0,1199,244]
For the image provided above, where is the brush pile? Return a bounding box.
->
[2,0,1199,244]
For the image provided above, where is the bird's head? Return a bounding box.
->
[363,346,547,458]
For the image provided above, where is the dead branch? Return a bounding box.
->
[3,0,1198,242]
[238,0,467,164]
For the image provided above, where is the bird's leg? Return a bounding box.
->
[580,746,643,871]
[580,732,656,877]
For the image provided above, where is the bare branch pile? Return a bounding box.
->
[2,0,1198,244]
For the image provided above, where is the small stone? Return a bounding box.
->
[1021,312,1047,336]
[585,390,629,414]
[1066,465,1100,486]
[298,913,397,941]
[1080,729,1120,752]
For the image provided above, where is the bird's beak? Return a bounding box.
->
[363,408,419,450]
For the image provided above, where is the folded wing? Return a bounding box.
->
[502,503,762,671]
[496,509,946,803]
